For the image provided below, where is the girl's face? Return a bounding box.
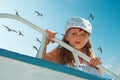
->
[65,28,90,50]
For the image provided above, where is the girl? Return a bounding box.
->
[41,16,103,76]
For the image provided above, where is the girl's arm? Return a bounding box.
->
[41,29,56,60]
[88,57,104,75]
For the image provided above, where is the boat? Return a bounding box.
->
[0,13,120,80]
[0,48,110,80]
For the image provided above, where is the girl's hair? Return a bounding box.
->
[57,29,94,65]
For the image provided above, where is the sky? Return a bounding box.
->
[0,0,120,79]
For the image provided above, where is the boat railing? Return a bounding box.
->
[0,13,120,80]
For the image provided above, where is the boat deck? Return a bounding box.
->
[0,48,110,80]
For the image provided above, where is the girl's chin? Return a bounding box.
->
[74,46,82,50]
[70,45,82,50]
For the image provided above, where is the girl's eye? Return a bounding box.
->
[72,33,76,35]
[81,33,88,37]
[81,34,86,36]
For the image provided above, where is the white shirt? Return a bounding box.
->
[65,61,101,76]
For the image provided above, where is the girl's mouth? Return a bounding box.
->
[75,41,81,44]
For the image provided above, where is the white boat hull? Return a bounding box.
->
[0,49,109,80]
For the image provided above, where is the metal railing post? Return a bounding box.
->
[37,33,47,58]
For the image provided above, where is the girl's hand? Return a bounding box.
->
[89,57,102,67]
[45,29,57,45]
[87,57,104,75]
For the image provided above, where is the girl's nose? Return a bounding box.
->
[76,35,81,40]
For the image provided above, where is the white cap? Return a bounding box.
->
[66,16,92,34]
